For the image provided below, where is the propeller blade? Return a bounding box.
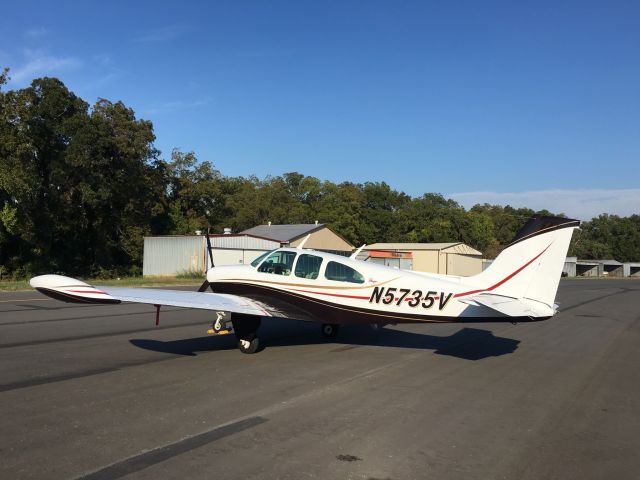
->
[197,280,210,292]
[205,231,215,270]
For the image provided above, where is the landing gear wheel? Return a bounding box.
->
[238,336,260,354]
[321,323,339,339]
[231,313,261,354]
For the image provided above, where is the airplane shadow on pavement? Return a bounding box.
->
[130,319,520,361]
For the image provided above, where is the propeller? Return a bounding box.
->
[198,230,215,292]
[205,229,215,270]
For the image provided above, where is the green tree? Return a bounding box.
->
[0,76,163,276]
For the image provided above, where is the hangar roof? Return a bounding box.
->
[364,242,482,256]
[595,259,623,265]
[241,224,325,242]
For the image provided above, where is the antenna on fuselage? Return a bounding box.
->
[297,234,311,250]
[350,244,366,260]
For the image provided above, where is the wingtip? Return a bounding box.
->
[29,274,119,304]
[29,274,90,289]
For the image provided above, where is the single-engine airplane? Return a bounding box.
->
[30,216,579,354]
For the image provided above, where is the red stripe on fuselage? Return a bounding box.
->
[288,288,370,300]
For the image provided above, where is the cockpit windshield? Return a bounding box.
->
[257,250,297,276]
[251,250,275,267]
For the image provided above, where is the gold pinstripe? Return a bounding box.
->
[222,276,400,290]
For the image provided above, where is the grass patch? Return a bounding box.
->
[175,270,206,279]
[0,279,31,291]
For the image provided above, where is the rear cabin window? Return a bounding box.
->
[324,261,365,284]
[257,251,296,276]
[295,254,323,279]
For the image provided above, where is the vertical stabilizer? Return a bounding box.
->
[469,217,579,307]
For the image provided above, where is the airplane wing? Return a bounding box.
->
[29,274,271,317]
[459,293,556,318]
[101,286,271,316]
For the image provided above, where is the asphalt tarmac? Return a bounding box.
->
[1,279,639,479]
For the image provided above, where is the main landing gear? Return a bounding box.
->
[232,313,262,354]
[321,323,340,339]
[237,335,260,354]
[208,314,342,353]
[207,312,262,354]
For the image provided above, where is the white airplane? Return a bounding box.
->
[30,216,579,354]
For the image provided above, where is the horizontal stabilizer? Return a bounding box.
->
[460,293,555,318]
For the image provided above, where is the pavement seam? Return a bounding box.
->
[0,306,188,326]
[0,319,211,350]
[73,352,423,479]
[75,416,268,480]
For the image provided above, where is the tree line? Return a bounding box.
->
[1,71,639,278]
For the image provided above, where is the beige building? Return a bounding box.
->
[241,223,354,255]
[363,242,483,276]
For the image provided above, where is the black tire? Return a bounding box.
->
[238,336,260,354]
[321,323,339,339]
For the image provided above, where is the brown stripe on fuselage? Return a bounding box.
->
[211,281,548,325]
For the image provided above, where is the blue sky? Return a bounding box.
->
[1,0,639,219]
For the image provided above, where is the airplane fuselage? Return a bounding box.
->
[207,248,533,325]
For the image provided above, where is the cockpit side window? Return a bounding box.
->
[294,254,323,279]
[324,261,365,284]
[257,251,297,276]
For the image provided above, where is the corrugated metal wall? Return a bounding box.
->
[206,236,280,269]
[210,249,270,267]
[143,236,205,276]
[563,259,577,277]
[209,236,279,250]
[143,235,281,276]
